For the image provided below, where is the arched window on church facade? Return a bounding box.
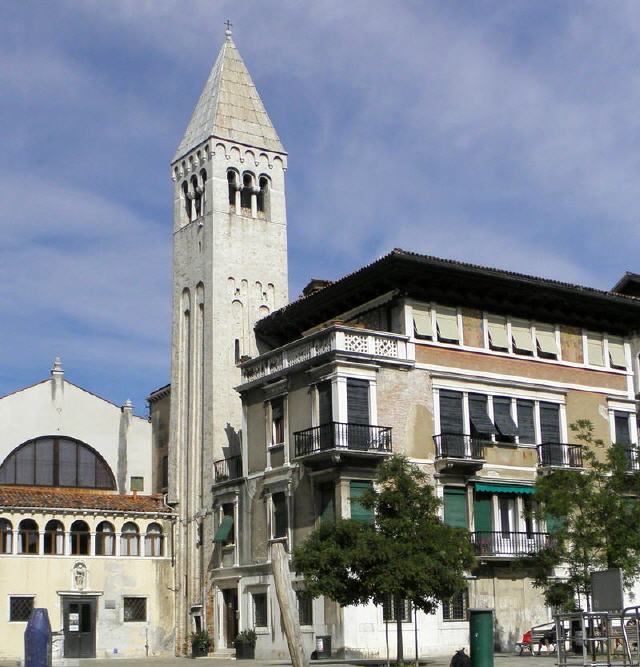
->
[0,519,12,554]
[70,520,90,555]
[0,437,116,490]
[96,521,115,556]
[44,520,64,555]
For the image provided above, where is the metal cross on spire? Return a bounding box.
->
[224,20,233,39]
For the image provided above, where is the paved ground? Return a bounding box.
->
[0,655,560,667]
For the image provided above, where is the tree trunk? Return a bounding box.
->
[395,597,404,665]
[271,542,308,667]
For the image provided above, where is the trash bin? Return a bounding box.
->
[315,635,331,659]
[24,608,52,667]
[469,609,494,667]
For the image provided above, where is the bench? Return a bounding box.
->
[516,624,557,655]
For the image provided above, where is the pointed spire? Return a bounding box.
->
[173,30,285,163]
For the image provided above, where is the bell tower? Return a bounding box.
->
[168,26,288,652]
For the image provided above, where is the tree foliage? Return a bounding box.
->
[293,455,475,660]
[527,419,640,610]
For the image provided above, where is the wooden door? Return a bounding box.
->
[223,589,238,648]
[63,597,96,658]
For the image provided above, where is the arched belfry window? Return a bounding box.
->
[227,170,238,208]
[240,173,254,210]
[0,437,116,489]
[199,169,207,215]
[257,176,270,216]
[191,175,201,219]
[182,181,191,221]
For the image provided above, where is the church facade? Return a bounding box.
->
[0,361,175,660]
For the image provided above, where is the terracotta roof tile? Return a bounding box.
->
[0,486,172,514]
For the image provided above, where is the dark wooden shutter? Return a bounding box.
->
[539,403,560,443]
[318,482,335,523]
[318,382,332,425]
[347,379,369,425]
[468,394,498,436]
[473,492,493,533]
[493,398,518,437]
[273,493,288,538]
[615,412,631,444]
[444,487,467,528]
[516,400,535,443]
[439,390,464,433]
[350,481,374,523]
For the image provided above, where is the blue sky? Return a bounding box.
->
[0,1,638,413]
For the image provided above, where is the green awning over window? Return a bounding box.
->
[213,515,233,542]
[474,482,535,495]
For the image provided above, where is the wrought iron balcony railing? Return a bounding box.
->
[537,443,583,468]
[471,531,550,557]
[620,446,640,472]
[294,422,392,458]
[433,433,486,461]
[213,455,242,483]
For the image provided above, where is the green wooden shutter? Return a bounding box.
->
[546,514,565,534]
[614,412,631,445]
[350,481,374,524]
[443,487,467,528]
[473,492,493,533]
[516,400,536,443]
[539,402,561,443]
[318,382,333,425]
[273,493,288,538]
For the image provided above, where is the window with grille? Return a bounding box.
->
[382,595,412,622]
[253,592,268,627]
[297,591,313,626]
[10,596,34,622]
[442,589,468,621]
[123,597,147,622]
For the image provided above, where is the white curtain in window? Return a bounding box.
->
[608,337,626,368]
[535,324,558,355]
[436,307,459,342]
[511,320,533,352]
[413,307,433,338]
[487,315,508,349]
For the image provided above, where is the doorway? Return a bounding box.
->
[62,597,96,658]
[222,588,238,648]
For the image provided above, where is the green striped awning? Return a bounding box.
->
[213,515,233,542]
[474,482,535,495]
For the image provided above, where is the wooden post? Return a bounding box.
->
[271,542,308,667]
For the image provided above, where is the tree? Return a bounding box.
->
[293,455,475,664]
[526,419,640,611]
